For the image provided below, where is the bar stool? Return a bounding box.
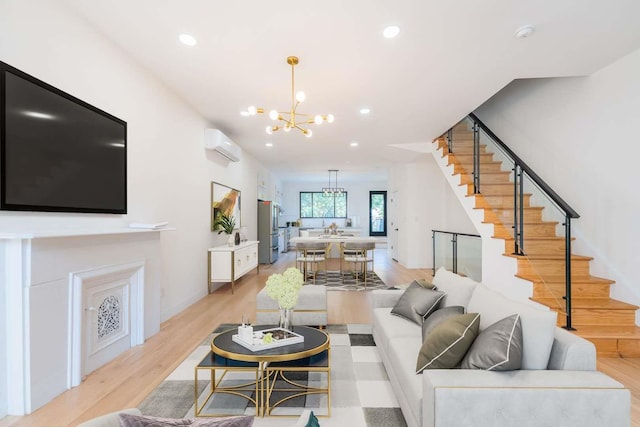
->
[340,241,375,287]
[295,241,328,284]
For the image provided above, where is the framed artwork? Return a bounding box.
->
[211,182,241,232]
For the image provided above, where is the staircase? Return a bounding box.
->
[435,121,640,357]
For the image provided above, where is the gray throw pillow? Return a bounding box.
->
[414,278,437,289]
[416,313,480,373]
[119,414,254,427]
[421,306,465,341]
[390,282,446,325]
[460,314,523,371]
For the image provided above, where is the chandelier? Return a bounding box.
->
[245,56,334,138]
[322,170,344,195]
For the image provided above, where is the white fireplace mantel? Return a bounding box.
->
[0,227,169,415]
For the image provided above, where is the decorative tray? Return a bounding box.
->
[232,327,304,352]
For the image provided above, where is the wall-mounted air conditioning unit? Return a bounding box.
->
[204,128,241,162]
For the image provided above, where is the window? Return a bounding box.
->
[300,192,347,218]
[369,191,387,236]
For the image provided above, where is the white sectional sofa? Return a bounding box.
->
[372,269,631,427]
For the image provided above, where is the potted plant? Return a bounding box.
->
[213,212,237,245]
[265,267,304,330]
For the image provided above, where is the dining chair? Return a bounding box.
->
[295,241,328,284]
[340,241,375,287]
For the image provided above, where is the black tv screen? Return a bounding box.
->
[1,61,127,214]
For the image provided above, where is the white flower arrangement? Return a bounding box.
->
[265,267,304,309]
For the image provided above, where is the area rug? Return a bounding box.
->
[139,324,407,427]
[308,271,389,291]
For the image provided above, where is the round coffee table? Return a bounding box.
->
[211,325,329,362]
[196,325,330,417]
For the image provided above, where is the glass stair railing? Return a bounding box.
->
[444,113,580,329]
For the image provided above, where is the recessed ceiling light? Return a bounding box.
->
[265,142,273,147]
[359,107,371,115]
[514,25,535,39]
[350,142,359,147]
[179,33,197,46]
[383,25,400,39]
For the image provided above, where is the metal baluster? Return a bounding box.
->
[452,233,458,274]
[473,122,480,194]
[564,216,575,330]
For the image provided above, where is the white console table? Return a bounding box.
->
[208,241,259,294]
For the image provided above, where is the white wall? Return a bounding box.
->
[279,180,387,234]
[475,48,640,321]
[0,0,262,318]
[0,243,5,418]
[389,154,477,269]
[0,0,263,415]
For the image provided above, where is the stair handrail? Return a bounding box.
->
[448,114,580,330]
[469,113,580,220]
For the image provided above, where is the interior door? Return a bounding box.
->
[388,190,399,261]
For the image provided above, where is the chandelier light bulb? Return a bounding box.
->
[383,25,400,39]
[295,90,306,103]
[284,123,291,132]
[305,129,313,138]
[248,105,257,116]
[269,110,278,120]
[266,126,273,135]
[326,114,335,123]
[314,115,323,125]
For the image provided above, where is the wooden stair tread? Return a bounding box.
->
[483,220,559,226]
[504,253,593,261]
[573,325,640,339]
[491,206,544,211]
[533,297,638,310]
[515,273,615,285]
[502,236,570,242]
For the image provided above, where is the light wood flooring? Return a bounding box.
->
[0,250,638,426]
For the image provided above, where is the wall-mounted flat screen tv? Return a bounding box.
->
[0,61,127,214]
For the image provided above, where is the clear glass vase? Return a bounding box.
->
[278,307,293,331]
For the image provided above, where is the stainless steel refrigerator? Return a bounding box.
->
[257,200,279,264]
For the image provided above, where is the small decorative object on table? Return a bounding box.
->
[265,267,303,330]
[232,327,304,351]
[328,222,338,235]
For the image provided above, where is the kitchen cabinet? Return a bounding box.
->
[208,241,259,294]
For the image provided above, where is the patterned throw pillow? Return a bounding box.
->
[421,306,465,341]
[119,414,254,427]
[416,313,480,373]
[460,314,523,371]
[390,282,446,325]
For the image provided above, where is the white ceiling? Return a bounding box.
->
[63,0,640,183]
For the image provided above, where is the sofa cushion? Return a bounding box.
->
[421,306,465,341]
[416,313,480,372]
[431,267,479,308]
[460,314,523,371]
[387,336,424,426]
[467,284,557,370]
[373,307,422,354]
[391,282,446,325]
[119,414,254,427]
